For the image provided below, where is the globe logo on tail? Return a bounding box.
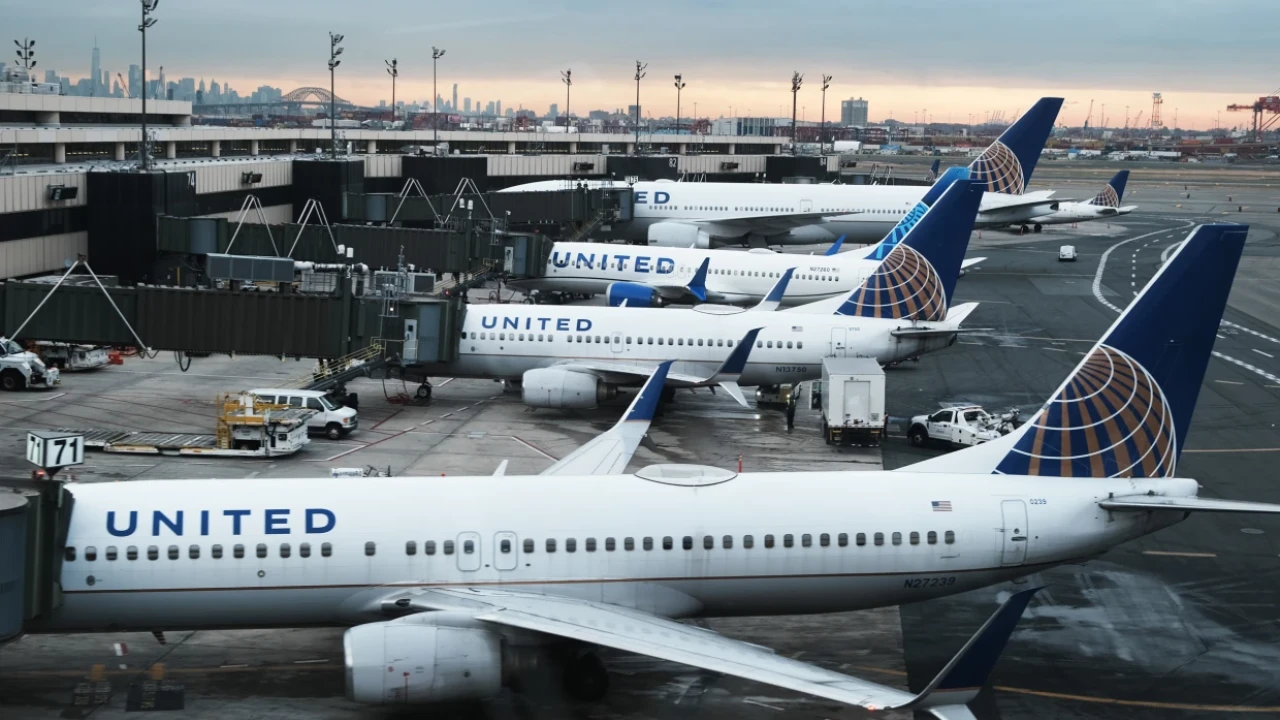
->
[1092,185,1121,208]
[838,244,947,322]
[968,141,1025,195]
[995,345,1176,478]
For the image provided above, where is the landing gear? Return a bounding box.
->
[660,387,677,403]
[415,383,432,401]
[562,652,609,702]
[1033,223,1043,233]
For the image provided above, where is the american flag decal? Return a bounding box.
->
[931,501,953,512]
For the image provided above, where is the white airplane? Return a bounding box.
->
[511,167,988,307]
[501,97,1065,248]
[25,223,1279,720]
[1019,170,1136,228]
[431,179,985,408]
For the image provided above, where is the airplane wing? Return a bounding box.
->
[540,361,671,476]
[649,258,711,302]
[385,586,1041,720]
[555,327,763,407]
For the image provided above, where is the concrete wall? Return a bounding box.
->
[0,232,87,280]
[0,172,88,213]
[364,154,403,178]
[486,154,607,177]
[192,161,291,194]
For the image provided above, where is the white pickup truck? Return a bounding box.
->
[907,405,1020,448]
[0,337,61,391]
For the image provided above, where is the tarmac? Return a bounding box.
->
[3,176,1280,719]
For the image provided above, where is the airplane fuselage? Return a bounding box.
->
[426,302,959,387]
[511,242,876,306]
[504,181,1057,245]
[39,473,1194,632]
[1033,202,1135,226]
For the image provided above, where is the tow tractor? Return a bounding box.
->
[0,337,60,391]
[907,405,1020,448]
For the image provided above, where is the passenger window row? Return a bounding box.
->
[67,542,335,562]
[713,268,840,283]
[66,531,958,564]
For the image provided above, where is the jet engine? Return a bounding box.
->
[521,368,618,408]
[606,281,664,308]
[344,622,504,705]
[647,222,711,249]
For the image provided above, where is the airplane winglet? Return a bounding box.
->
[687,257,711,302]
[622,360,673,423]
[714,327,763,378]
[538,361,674,476]
[823,235,847,257]
[900,587,1042,711]
[751,268,796,312]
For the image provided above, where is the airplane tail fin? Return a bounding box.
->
[862,166,971,262]
[838,179,982,320]
[1090,170,1130,207]
[967,97,1063,195]
[823,235,846,257]
[904,223,1249,477]
[928,159,941,181]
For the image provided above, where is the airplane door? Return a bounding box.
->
[456,532,482,572]
[829,328,848,357]
[800,199,813,213]
[494,532,518,572]
[1000,500,1029,566]
[611,331,624,353]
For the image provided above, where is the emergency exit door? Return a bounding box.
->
[494,532,519,571]
[1000,500,1028,566]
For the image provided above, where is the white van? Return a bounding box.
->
[249,389,358,440]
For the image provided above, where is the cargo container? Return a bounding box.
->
[817,358,886,446]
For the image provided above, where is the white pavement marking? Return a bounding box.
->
[1214,379,1244,385]
[0,392,67,404]
[1092,222,1280,388]
[1253,349,1275,359]
[1161,240,1188,264]
[743,699,786,712]
[1213,352,1280,385]
[1223,320,1280,345]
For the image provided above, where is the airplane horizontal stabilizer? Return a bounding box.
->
[960,257,986,270]
[717,381,747,407]
[1099,495,1280,514]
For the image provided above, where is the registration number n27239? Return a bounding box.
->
[904,576,956,589]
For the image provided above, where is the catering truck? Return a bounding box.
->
[817,358,886,446]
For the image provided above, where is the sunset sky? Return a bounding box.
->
[13,0,1279,131]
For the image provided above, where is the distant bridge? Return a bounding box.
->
[193,86,357,117]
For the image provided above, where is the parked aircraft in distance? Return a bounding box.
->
[1015,170,1136,228]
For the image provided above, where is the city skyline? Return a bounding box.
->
[10,0,1279,131]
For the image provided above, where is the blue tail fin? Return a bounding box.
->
[989,224,1248,478]
[1091,170,1129,207]
[621,361,673,423]
[687,257,710,302]
[928,159,941,181]
[967,97,1063,195]
[824,235,846,257]
[837,179,982,320]
[862,166,970,261]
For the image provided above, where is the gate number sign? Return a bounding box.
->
[26,431,85,470]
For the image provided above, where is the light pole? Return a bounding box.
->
[819,74,831,154]
[385,58,397,125]
[137,1,158,169]
[14,38,36,93]
[673,74,685,136]
[790,71,803,156]
[432,46,446,150]
[634,61,647,154]
[561,69,571,127]
[328,32,344,160]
